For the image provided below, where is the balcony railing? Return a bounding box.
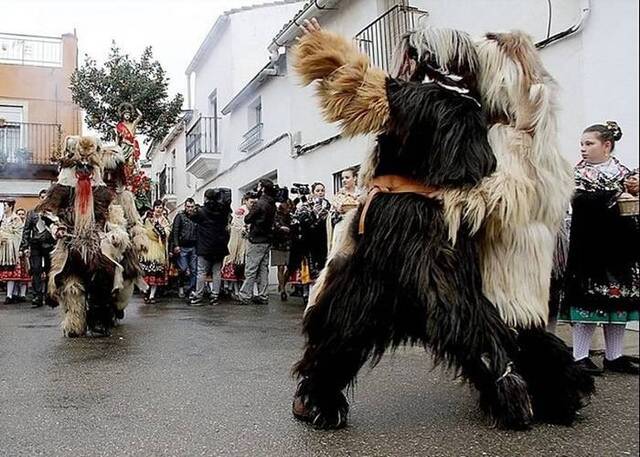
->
[157,166,175,198]
[239,123,263,153]
[354,5,427,73]
[186,115,219,164]
[0,121,61,166]
[0,33,63,67]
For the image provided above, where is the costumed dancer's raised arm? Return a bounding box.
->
[293,19,389,136]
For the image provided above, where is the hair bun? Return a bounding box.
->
[605,120,623,141]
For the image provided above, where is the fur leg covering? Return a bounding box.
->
[86,263,118,337]
[293,29,389,136]
[514,327,595,425]
[293,196,534,430]
[60,276,86,338]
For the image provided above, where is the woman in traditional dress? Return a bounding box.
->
[0,200,28,303]
[140,199,171,304]
[328,168,360,254]
[561,121,639,375]
[308,182,331,271]
[221,193,255,296]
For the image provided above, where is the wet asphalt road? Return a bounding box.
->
[0,295,638,457]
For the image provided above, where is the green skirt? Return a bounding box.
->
[559,306,639,325]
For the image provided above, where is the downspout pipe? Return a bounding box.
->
[536,0,591,49]
[268,0,340,63]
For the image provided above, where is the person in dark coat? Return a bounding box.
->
[171,198,198,298]
[238,179,277,304]
[188,188,232,305]
[19,189,55,308]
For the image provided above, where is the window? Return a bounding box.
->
[332,165,361,194]
[208,89,218,117]
[0,105,24,162]
[248,97,262,128]
[239,97,263,152]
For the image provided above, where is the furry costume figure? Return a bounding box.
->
[291,23,536,430]
[38,136,146,337]
[442,31,594,424]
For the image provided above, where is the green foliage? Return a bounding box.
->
[70,42,183,143]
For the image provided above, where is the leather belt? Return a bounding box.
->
[358,175,442,234]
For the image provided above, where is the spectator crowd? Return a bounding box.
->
[0,174,359,309]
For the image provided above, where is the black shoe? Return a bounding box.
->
[575,357,604,376]
[209,296,219,305]
[4,296,15,304]
[603,356,640,375]
[280,291,288,302]
[31,301,44,309]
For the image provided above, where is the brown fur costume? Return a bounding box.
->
[40,136,146,337]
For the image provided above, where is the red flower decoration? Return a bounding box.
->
[608,286,621,297]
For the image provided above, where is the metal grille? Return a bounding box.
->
[0,121,61,165]
[186,116,219,164]
[0,33,63,67]
[354,5,427,73]
[158,166,175,197]
[239,123,263,153]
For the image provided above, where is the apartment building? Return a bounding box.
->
[0,31,81,209]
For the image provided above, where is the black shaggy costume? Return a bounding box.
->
[290,27,548,430]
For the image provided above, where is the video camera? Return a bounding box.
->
[204,187,232,208]
[273,184,289,204]
[289,183,310,196]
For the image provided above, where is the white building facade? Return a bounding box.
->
[158,0,638,211]
[147,0,305,215]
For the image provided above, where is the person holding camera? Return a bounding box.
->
[188,188,232,306]
[171,198,198,299]
[238,179,277,305]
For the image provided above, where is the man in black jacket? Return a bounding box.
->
[189,188,232,305]
[19,189,55,308]
[238,179,277,305]
[172,198,198,298]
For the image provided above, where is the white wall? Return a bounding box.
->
[580,0,638,168]
[197,0,639,208]
[410,0,638,168]
[229,3,305,94]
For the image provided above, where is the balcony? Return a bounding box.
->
[157,166,176,208]
[185,115,222,179]
[239,123,263,153]
[354,5,427,73]
[0,121,61,178]
[0,33,63,67]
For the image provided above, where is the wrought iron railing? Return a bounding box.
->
[239,123,263,153]
[0,32,63,67]
[158,166,175,198]
[0,121,61,166]
[354,5,427,73]
[186,115,220,164]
